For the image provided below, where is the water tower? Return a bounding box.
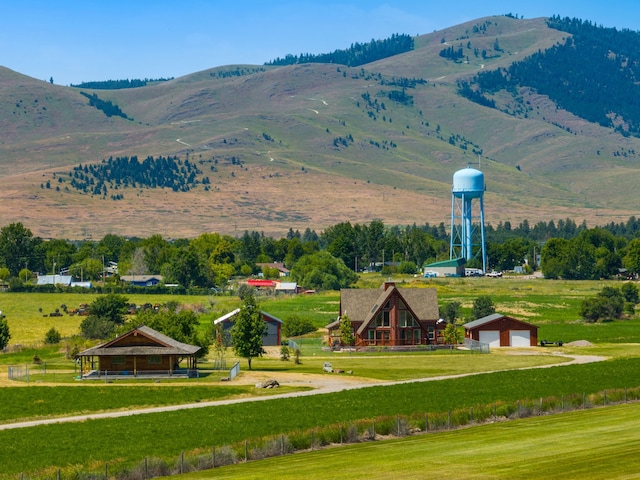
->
[450,166,487,273]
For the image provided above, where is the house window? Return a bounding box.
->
[399,311,417,327]
[375,311,390,327]
[111,356,125,365]
[427,327,434,341]
[148,355,162,365]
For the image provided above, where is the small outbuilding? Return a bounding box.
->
[423,257,466,277]
[214,309,283,346]
[463,313,538,347]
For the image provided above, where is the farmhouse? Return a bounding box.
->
[76,325,200,377]
[326,281,443,348]
[463,313,538,347]
[214,309,283,346]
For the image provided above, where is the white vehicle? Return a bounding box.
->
[486,271,502,277]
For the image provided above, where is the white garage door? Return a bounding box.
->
[479,330,500,347]
[509,330,531,347]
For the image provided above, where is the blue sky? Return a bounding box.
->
[2,1,639,86]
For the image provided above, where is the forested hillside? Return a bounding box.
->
[266,33,414,66]
[458,16,640,136]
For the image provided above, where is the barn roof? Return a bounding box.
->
[77,325,200,357]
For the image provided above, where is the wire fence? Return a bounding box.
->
[8,363,240,383]
[13,385,640,480]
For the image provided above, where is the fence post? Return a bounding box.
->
[311,430,315,449]
[470,407,473,422]
[372,421,375,439]
[281,434,285,455]
[397,416,401,436]
[57,468,60,480]
[105,461,108,480]
[517,401,520,418]
[583,392,586,409]
[539,397,543,415]
[625,387,628,403]
[494,403,497,420]
[562,395,564,413]
[245,440,248,461]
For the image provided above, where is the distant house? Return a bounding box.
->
[214,309,283,346]
[76,325,201,377]
[326,281,444,348]
[256,262,290,277]
[120,275,163,287]
[463,313,538,347]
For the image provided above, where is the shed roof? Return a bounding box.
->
[463,313,537,330]
[213,309,283,325]
[425,257,466,268]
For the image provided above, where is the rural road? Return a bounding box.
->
[0,353,606,431]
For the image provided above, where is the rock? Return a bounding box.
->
[256,379,280,389]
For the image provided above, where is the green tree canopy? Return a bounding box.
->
[0,316,10,350]
[80,294,129,340]
[290,251,357,290]
[471,296,496,320]
[230,293,266,370]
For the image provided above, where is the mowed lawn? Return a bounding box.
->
[179,403,640,480]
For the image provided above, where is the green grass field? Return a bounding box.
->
[2,277,640,478]
[178,403,640,480]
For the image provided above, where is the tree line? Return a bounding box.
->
[3,215,640,292]
[266,33,414,67]
[71,78,173,89]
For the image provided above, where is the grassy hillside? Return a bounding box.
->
[2,15,640,239]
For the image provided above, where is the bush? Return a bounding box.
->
[44,327,62,344]
[282,315,316,337]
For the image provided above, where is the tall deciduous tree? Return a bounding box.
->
[230,293,265,370]
[0,222,39,276]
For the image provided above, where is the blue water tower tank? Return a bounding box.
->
[452,166,484,198]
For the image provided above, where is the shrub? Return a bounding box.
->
[44,327,61,344]
[282,315,316,337]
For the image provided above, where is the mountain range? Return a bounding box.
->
[2,14,639,240]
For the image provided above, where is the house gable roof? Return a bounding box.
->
[463,313,537,330]
[77,325,200,357]
[337,283,439,332]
